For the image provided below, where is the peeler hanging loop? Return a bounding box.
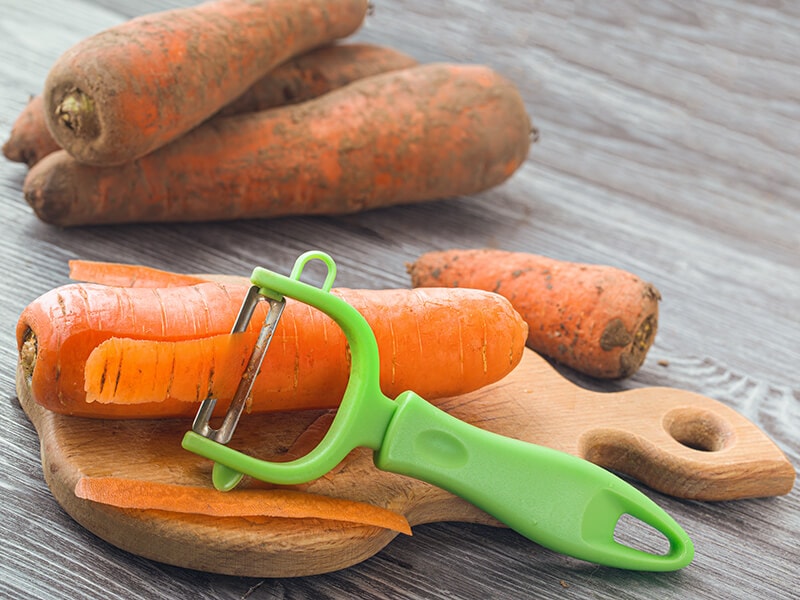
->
[288,250,337,292]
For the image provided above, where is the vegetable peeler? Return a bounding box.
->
[182,251,694,571]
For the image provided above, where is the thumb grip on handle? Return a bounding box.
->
[375,392,694,572]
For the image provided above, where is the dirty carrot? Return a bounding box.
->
[408,248,660,379]
[217,43,419,116]
[25,63,533,226]
[43,0,370,166]
[2,95,61,167]
[17,281,527,418]
[75,477,412,535]
[4,43,416,169]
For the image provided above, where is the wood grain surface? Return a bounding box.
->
[1,1,798,598]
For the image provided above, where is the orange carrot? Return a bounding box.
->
[217,43,419,116]
[25,63,533,226]
[17,280,528,418]
[4,43,416,169]
[68,258,249,288]
[408,248,661,379]
[2,95,61,167]
[84,334,251,406]
[68,259,207,288]
[74,477,411,535]
[43,0,370,166]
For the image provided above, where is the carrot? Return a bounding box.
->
[4,43,416,169]
[407,248,661,379]
[17,280,528,418]
[68,259,208,288]
[74,477,411,535]
[2,95,61,167]
[43,0,370,166]
[68,259,250,289]
[25,63,533,226]
[217,43,419,116]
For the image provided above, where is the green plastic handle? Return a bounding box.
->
[375,391,695,572]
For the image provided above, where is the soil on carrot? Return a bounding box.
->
[19,329,36,382]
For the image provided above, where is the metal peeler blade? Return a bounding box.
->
[191,285,285,444]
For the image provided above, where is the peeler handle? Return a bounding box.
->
[375,391,694,571]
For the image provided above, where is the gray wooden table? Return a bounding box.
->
[1,1,798,598]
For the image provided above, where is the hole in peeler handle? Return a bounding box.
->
[581,486,693,570]
[613,513,671,556]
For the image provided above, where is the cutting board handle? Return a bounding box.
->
[572,385,795,500]
[435,349,795,501]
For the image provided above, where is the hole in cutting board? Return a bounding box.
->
[663,407,736,452]
[613,513,671,556]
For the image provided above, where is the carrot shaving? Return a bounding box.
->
[84,334,253,405]
[74,476,411,535]
[69,259,206,287]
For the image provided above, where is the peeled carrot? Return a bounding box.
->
[408,248,661,379]
[68,259,249,289]
[25,63,533,226]
[4,43,416,169]
[84,334,252,406]
[2,95,61,167]
[68,259,208,288]
[43,0,370,166]
[75,477,411,535]
[17,280,528,418]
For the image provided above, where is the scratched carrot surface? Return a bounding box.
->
[17,277,527,418]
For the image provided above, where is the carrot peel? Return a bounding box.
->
[74,476,411,535]
[84,333,253,405]
[68,259,207,288]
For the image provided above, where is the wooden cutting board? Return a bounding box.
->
[17,348,795,577]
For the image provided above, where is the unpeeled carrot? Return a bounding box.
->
[75,477,412,535]
[43,0,370,166]
[2,95,61,167]
[4,43,417,169]
[217,43,419,116]
[408,248,661,379]
[25,63,533,226]
[17,279,528,418]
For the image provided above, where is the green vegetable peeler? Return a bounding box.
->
[182,251,694,571]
